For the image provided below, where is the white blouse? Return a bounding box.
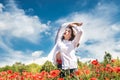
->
[48,24,83,70]
[57,40,77,69]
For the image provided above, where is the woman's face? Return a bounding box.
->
[63,28,72,40]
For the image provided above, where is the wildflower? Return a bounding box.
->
[90,77,97,80]
[40,71,48,77]
[84,69,90,75]
[106,64,111,68]
[75,69,81,76]
[104,77,110,80]
[8,75,16,80]
[91,60,99,65]
[7,70,12,74]
[21,76,24,80]
[0,71,7,76]
[96,74,100,77]
[0,77,3,80]
[114,67,120,73]
[111,59,116,63]
[49,70,60,78]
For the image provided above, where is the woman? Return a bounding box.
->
[48,22,83,77]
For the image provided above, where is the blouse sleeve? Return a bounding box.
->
[72,26,83,48]
[47,42,60,64]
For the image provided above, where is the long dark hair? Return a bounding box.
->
[61,26,75,41]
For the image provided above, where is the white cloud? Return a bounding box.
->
[0,50,47,67]
[0,0,50,67]
[0,50,27,67]
[0,3,4,12]
[32,57,48,65]
[32,50,43,58]
[111,24,120,32]
[0,1,49,43]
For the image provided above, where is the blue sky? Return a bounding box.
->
[0,0,120,67]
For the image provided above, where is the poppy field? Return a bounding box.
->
[0,52,120,80]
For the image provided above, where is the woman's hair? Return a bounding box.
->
[61,26,75,41]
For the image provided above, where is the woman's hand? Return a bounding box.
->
[73,22,83,26]
[68,22,83,27]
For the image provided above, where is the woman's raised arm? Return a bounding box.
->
[68,22,83,48]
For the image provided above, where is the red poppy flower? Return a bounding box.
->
[7,70,12,74]
[114,67,120,73]
[49,70,60,78]
[40,71,48,77]
[75,69,81,76]
[91,60,99,65]
[90,77,97,80]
